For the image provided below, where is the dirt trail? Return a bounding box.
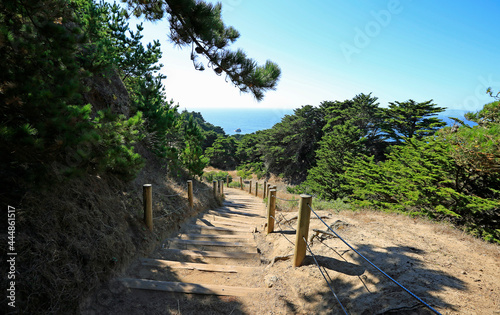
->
[82,188,500,314]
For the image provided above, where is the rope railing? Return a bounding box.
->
[272,195,298,202]
[269,214,296,246]
[303,235,349,315]
[306,203,442,315]
[254,181,441,314]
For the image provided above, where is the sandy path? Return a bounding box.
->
[81,187,500,314]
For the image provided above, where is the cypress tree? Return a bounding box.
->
[382,99,446,144]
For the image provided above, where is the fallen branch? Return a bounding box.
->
[268,254,293,267]
[312,229,338,238]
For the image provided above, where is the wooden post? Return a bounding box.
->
[240,177,243,190]
[267,189,276,234]
[187,180,193,209]
[143,184,153,231]
[213,180,217,198]
[226,175,229,188]
[249,180,252,194]
[293,194,313,267]
[220,180,224,196]
[266,184,271,200]
[255,182,258,197]
[263,181,267,198]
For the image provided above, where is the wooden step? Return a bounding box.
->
[140,259,257,273]
[207,210,263,219]
[195,218,256,229]
[200,214,260,226]
[222,203,264,210]
[178,233,255,243]
[183,224,255,234]
[161,248,258,259]
[212,209,264,218]
[165,238,257,249]
[120,278,264,296]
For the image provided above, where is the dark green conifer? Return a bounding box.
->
[382,99,446,143]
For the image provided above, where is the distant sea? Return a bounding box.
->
[194,108,473,136]
[196,108,295,135]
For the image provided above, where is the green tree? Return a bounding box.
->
[122,0,281,101]
[382,99,446,144]
[260,105,326,182]
[305,120,365,200]
[205,136,238,169]
[303,93,384,198]
[181,114,208,177]
[0,0,97,195]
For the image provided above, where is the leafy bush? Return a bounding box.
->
[204,171,231,183]
[236,167,253,179]
[228,181,242,188]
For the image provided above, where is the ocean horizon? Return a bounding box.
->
[191,108,474,136]
[194,108,295,135]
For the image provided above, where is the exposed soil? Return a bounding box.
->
[82,185,500,314]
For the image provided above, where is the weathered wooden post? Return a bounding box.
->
[213,180,217,198]
[267,189,277,234]
[240,177,243,190]
[219,180,224,196]
[255,182,258,197]
[249,180,252,194]
[263,181,267,198]
[226,175,229,188]
[293,194,313,267]
[143,184,153,231]
[266,184,271,200]
[187,180,193,209]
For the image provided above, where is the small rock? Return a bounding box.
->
[264,275,278,288]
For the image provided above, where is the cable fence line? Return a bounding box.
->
[303,235,349,315]
[270,214,296,246]
[306,204,442,315]
[251,181,442,314]
[272,195,299,202]
[278,213,296,231]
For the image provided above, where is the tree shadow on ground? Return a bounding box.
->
[290,243,465,314]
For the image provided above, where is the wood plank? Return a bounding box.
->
[179,233,254,241]
[200,214,260,225]
[161,248,258,259]
[184,224,254,234]
[165,238,257,248]
[140,259,257,273]
[222,205,264,211]
[120,278,264,296]
[207,210,263,219]
[212,209,264,218]
[195,218,255,229]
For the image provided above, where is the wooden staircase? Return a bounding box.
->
[119,188,267,297]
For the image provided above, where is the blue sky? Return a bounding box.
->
[122,0,500,111]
